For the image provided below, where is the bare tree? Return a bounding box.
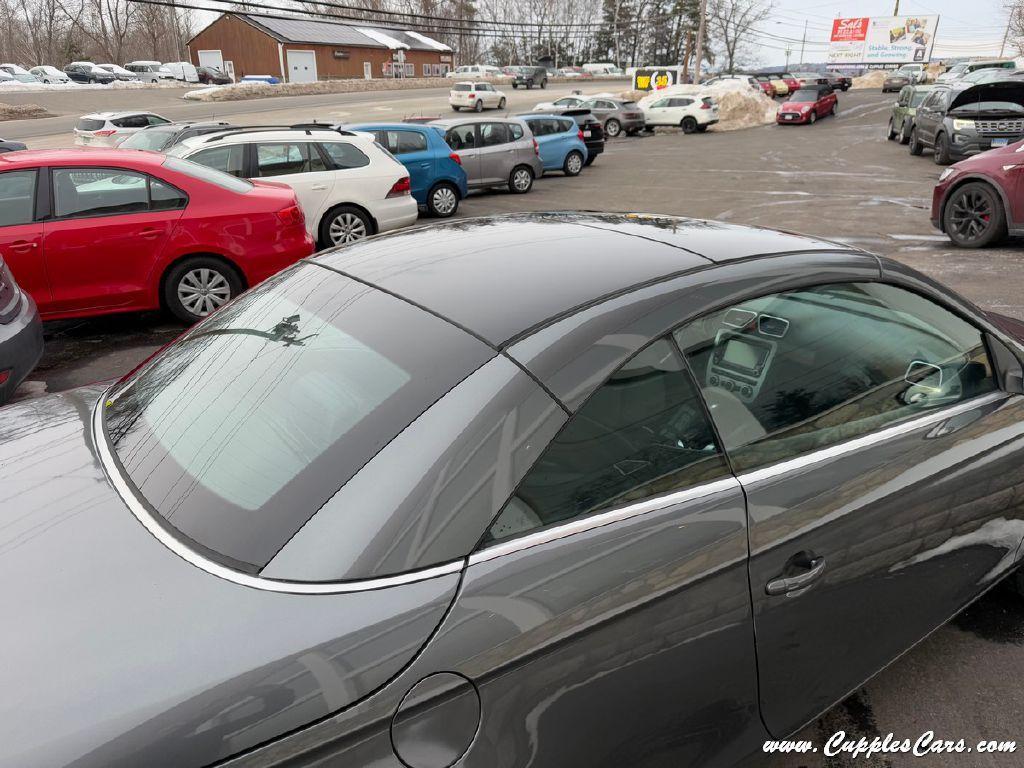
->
[706,0,770,73]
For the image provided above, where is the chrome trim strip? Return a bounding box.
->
[468,476,742,566]
[737,391,1009,487]
[91,396,464,594]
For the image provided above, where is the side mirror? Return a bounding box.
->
[987,333,1024,394]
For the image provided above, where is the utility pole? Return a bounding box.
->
[893,0,899,15]
[682,30,693,81]
[785,46,792,68]
[798,19,807,66]
[1000,4,1014,57]
[693,0,708,83]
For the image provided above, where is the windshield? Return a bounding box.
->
[791,89,820,101]
[121,129,174,151]
[103,264,491,574]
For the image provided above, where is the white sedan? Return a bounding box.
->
[641,95,719,133]
[532,96,588,112]
[449,81,507,112]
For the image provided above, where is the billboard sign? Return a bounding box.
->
[633,66,686,91]
[827,15,939,65]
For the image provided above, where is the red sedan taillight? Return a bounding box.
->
[449,152,462,165]
[532,138,539,156]
[276,204,305,227]
[387,176,411,197]
[94,129,116,137]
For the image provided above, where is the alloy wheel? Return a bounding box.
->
[329,212,368,244]
[566,152,583,174]
[512,168,532,191]
[949,189,993,241]
[177,268,231,317]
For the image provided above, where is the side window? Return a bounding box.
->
[393,130,427,154]
[0,170,36,227]
[509,122,524,140]
[321,142,370,169]
[479,122,509,147]
[651,98,669,108]
[484,338,729,543]
[674,282,997,473]
[150,178,187,211]
[255,143,308,177]
[445,124,476,150]
[558,119,575,132]
[52,168,149,218]
[528,119,549,137]
[187,144,246,178]
[146,115,170,126]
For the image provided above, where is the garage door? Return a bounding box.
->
[287,50,317,83]
[197,49,223,70]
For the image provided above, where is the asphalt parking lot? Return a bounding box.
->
[9,85,1024,765]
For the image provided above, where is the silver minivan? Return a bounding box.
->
[431,117,544,194]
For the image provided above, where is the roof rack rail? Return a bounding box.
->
[200,124,358,143]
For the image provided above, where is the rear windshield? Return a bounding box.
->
[76,118,105,131]
[102,263,491,574]
[452,83,472,91]
[162,155,253,192]
[121,129,174,151]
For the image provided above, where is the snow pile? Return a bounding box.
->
[0,79,186,93]
[852,70,887,89]
[0,102,51,120]
[628,78,778,130]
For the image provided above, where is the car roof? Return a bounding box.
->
[178,128,361,148]
[315,212,849,347]
[81,110,159,119]
[430,116,523,127]
[0,148,168,169]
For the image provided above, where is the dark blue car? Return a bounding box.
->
[347,123,469,217]
[518,114,589,176]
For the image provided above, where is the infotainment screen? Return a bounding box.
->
[721,338,766,373]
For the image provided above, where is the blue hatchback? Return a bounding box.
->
[518,115,588,177]
[347,123,469,217]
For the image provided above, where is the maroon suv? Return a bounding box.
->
[932,139,1024,247]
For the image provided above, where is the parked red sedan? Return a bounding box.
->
[932,139,1024,247]
[0,149,314,323]
[776,85,838,125]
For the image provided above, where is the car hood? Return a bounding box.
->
[780,100,814,109]
[949,81,1024,112]
[0,386,461,768]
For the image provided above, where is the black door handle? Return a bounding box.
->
[766,552,826,596]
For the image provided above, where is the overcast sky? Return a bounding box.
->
[750,0,1013,66]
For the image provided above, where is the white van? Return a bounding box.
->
[445,64,503,79]
[163,61,200,83]
[582,62,624,76]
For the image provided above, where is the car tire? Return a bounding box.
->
[163,256,242,324]
[319,205,373,248]
[909,127,924,155]
[426,182,460,218]
[643,125,655,133]
[943,181,1006,248]
[498,97,506,109]
[830,102,837,116]
[509,165,534,193]
[563,150,584,176]
[605,118,621,137]
[681,116,698,134]
[541,80,546,89]
[887,117,897,140]
[899,120,912,145]
[583,154,596,166]
[934,132,952,165]
[512,82,518,89]
[809,111,817,124]
[474,100,484,112]
[451,105,461,111]
[696,124,708,132]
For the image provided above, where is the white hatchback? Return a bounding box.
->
[449,81,507,112]
[641,94,719,133]
[73,111,171,146]
[169,128,418,248]
[28,65,70,84]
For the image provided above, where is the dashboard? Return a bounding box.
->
[705,308,789,403]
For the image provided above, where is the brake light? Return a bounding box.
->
[0,369,9,386]
[94,129,116,136]
[387,176,411,197]
[532,138,539,156]
[577,128,585,140]
[700,101,711,109]
[468,93,476,99]
[449,152,462,165]
[276,204,305,227]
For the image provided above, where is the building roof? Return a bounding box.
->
[316,212,845,347]
[196,13,451,52]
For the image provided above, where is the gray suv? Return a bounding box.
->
[512,66,548,89]
[432,117,544,193]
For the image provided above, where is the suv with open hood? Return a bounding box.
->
[909,80,1024,164]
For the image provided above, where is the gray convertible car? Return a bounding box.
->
[6,212,1024,768]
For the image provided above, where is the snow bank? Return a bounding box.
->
[0,79,187,93]
[0,102,51,120]
[627,78,778,130]
[852,70,887,89]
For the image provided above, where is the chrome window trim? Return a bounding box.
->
[736,390,1009,487]
[91,395,464,594]
[468,476,742,566]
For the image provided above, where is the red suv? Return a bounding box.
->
[0,149,314,323]
[932,140,1024,247]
